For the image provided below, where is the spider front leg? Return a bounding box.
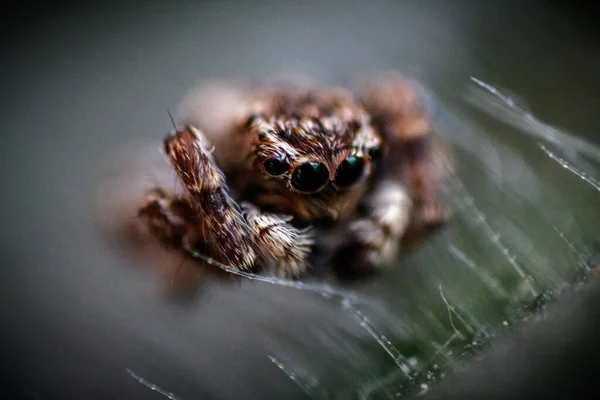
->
[163,125,256,270]
[361,75,452,236]
[333,180,413,273]
[162,125,312,276]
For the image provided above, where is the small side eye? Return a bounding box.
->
[264,156,290,176]
[367,145,381,160]
[291,162,329,193]
[334,156,365,187]
[245,113,260,127]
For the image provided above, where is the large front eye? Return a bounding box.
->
[334,155,365,187]
[264,156,290,176]
[291,161,329,193]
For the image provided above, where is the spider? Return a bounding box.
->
[137,74,452,279]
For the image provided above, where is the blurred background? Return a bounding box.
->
[2,1,600,399]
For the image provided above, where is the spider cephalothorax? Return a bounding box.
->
[238,87,384,223]
[138,75,451,278]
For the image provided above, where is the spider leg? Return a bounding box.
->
[162,125,313,276]
[163,125,257,270]
[332,76,452,275]
[241,203,313,278]
[137,187,207,254]
[332,180,413,273]
[360,75,452,240]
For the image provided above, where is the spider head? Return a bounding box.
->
[250,114,383,195]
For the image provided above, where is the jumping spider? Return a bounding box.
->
[138,75,451,279]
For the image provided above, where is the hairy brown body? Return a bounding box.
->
[138,75,451,278]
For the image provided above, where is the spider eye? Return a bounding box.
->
[367,145,381,160]
[245,114,259,126]
[291,161,329,193]
[264,156,290,176]
[334,155,365,187]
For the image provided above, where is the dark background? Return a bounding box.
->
[2,1,600,399]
